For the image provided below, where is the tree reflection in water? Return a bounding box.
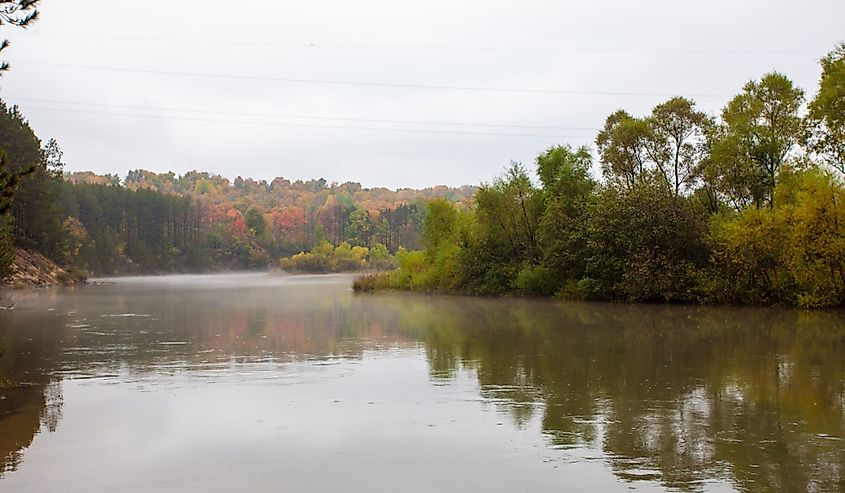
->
[0,318,63,477]
[399,297,845,492]
[0,282,843,491]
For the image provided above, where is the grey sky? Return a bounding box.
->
[1,0,843,189]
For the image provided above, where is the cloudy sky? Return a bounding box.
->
[0,0,843,188]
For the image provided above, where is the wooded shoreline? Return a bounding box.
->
[351,44,845,308]
[2,44,844,307]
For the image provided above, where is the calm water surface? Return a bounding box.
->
[1,273,844,492]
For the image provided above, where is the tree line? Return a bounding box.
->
[0,99,474,277]
[356,44,845,308]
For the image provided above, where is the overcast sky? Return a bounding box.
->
[0,0,843,189]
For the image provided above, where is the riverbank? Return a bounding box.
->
[350,268,843,308]
[2,249,87,289]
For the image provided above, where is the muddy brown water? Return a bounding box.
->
[1,273,844,492]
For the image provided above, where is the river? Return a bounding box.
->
[1,273,843,491]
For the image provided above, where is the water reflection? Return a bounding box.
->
[0,317,63,477]
[1,274,844,491]
[406,298,845,491]
[411,299,845,492]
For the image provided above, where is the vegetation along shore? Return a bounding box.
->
[355,44,845,308]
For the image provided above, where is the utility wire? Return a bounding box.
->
[10,60,730,98]
[26,32,822,55]
[21,105,595,139]
[8,96,599,131]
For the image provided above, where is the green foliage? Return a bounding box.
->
[395,248,428,288]
[708,73,805,208]
[597,100,711,198]
[805,43,845,173]
[596,110,651,190]
[0,214,12,278]
[537,145,594,285]
[584,180,708,302]
[537,145,595,206]
[647,97,712,196]
[244,207,267,237]
[0,102,46,279]
[0,102,41,212]
[475,163,543,263]
[11,149,64,257]
[779,170,845,307]
[56,183,214,274]
[344,207,372,247]
[513,264,557,296]
[0,150,33,217]
[280,240,395,273]
[707,168,845,306]
[422,198,459,252]
[708,200,791,303]
[366,242,393,267]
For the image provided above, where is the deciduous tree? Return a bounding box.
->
[646,97,712,196]
[708,73,805,208]
[805,43,845,173]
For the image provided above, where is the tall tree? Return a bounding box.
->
[0,0,40,277]
[475,162,543,263]
[344,207,372,247]
[0,101,39,277]
[805,43,845,173]
[709,73,805,208]
[0,152,26,277]
[13,136,64,255]
[646,97,712,196]
[596,110,652,190]
[536,145,595,282]
[244,207,267,237]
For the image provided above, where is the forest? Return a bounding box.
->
[0,100,473,276]
[356,44,845,308]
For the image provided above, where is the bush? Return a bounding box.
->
[279,241,395,273]
[556,278,601,300]
[513,264,558,296]
[705,168,845,306]
[584,182,709,302]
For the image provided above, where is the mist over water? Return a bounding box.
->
[1,273,844,492]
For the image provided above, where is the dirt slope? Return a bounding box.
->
[3,249,86,288]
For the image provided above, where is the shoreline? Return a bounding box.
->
[351,271,845,310]
[2,249,87,290]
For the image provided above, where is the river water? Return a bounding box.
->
[0,273,843,492]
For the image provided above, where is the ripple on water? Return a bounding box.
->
[100,314,153,318]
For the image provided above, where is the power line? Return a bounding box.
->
[27,32,823,55]
[8,96,600,131]
[10,60,730,98]
[21,105,595,139]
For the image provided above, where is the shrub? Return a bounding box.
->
[513,264,558,296]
